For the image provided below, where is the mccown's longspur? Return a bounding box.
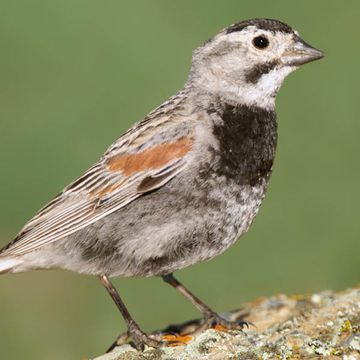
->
[0,19,323,350]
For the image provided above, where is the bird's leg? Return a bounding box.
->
[162,273,248,332]
[99,275,162,351]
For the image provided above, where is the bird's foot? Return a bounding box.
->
[107,326,164,352]
[129,326,165,351]
[198,312,250,333]
[107,327,194,352]
[106,313,248,352]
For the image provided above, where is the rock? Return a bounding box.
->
[92,287,360,360]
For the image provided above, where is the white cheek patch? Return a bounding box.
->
[256,66,296,94]
[237,66,297,109]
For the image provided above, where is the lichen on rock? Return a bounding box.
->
[92,288,360,360]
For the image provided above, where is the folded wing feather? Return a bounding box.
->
[2,133,193,256]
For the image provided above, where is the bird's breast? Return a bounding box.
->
[206,102,278,187]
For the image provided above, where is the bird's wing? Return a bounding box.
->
[3,119,194,256]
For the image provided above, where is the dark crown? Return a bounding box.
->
[226,18,294,35]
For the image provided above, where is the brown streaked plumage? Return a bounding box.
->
[0,18,323,351]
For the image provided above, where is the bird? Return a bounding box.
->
[0,18,323,350]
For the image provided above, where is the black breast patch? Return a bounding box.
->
[209,103,277,186]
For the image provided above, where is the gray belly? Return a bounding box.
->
[53,170,268,278]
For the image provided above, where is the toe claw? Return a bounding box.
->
[107,329,164,352]
[200,312,250,332]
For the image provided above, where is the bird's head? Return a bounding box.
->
[189,18,324,109]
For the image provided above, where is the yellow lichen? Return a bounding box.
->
[340,320,352,333]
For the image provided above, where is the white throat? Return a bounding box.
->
[190,65,296,110]
[237,66,296,109]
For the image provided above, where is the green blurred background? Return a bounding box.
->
[0,0,359,359]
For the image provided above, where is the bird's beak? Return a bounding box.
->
[281,37,324,67]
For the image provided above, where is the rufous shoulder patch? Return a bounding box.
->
[106,137,193,176]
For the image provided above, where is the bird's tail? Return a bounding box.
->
[0,256,22,274]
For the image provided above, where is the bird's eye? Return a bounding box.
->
[252,35,269,49]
